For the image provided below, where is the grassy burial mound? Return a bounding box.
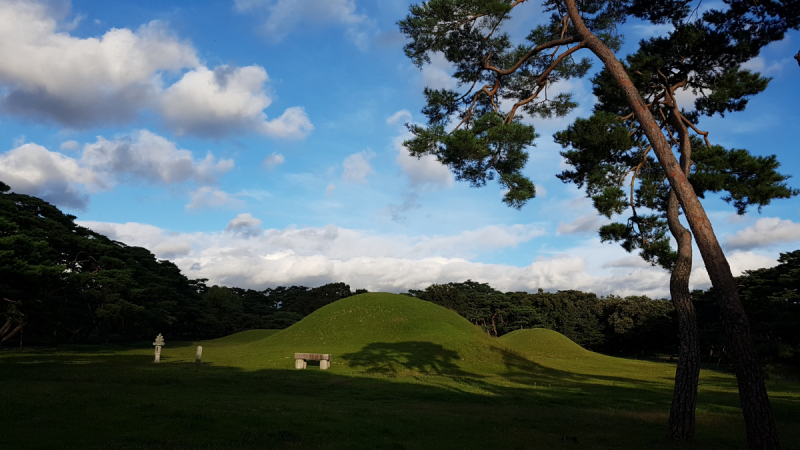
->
[498,328,665,382]
[202,292,506,375]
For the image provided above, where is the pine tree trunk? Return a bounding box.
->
[665,109,701,441]
[666,188,700,441]
[565,2,780,448]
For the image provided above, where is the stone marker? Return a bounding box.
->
[196,346,203,363]
[153,333,165,363]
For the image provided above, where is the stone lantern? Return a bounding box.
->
[153,333,165,363]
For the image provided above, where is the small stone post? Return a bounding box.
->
[196,346,203,363]
[153,333,165,363]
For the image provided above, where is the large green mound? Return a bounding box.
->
[261,292,485,348]
[204,293,504,374]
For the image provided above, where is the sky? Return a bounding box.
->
[1,0,799,298]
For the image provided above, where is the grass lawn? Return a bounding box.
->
[1,293,798,449]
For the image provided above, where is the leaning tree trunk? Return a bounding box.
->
[665,110,701,441]
[565,2,780,448]
[666,188,701,440]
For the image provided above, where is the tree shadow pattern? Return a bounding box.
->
[340,341,473,376]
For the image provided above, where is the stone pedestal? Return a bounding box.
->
[320,360,330,370]
[196,346,203,363]
[295,359,307,369]
[154,346,162,363]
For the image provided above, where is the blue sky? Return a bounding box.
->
[1,0,799,297]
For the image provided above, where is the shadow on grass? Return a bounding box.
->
[341,341,471,376]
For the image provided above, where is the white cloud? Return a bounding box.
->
[234,0,373,50]
[224,213,263,238]
[386,109,412,125]
[325,183,336,198]
[0,143,101,209]
[185,186,245,211]
[261,153,285,170]
[152,241,192,259]
[0,2,312,139]
[75,219,787,298]
[342,150,375,182]
[726,217,800,251]
[742,56,790,75]
[392,132,453,190]
[81,130,234,185]
[72,220,577,292]
[0,1,198,127]
[0,131,234,210]
[631,23,674,38]
[60,140,79,151]
[557,214,606,235]
[420,52,457,90]
[159,65,313,138]
[603,255,653,269]
[258,106,314,139]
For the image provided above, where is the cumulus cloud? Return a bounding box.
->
[74,220,577,292]
[60,140,80,151]
[261,153,285,170]
[726,217,800,250]
[76,218,786,298]
[342,150,375,182]
[0,143,101,209]
[0,131,233,210]
[234,0,373,50]
[81,130,233,185]
[224,213,263,238]
[0,1,312,138]
[386,109,412,125]
[159,66,313,138]
[0,1,197,127]
[185,187,244,211]
[392,132,453,190]
[420,52,457,90]
[557,214,606,235]
[603,255,653,269]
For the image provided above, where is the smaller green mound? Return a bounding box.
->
[203,329,282,346]
[499,328,595,360]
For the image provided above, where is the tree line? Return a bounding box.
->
[0,182,359,345]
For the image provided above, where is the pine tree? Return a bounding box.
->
[399,1,800,448]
